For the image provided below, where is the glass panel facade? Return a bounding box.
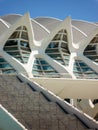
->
[3,26,31,63]
[32,58,60,77]
[84,34,98,63]
[0,56,16,74]
[10,31,20,39]
[45,29,70,66]
[73,59,98,79]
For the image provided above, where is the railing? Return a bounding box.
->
[0,71,98,80]
[33,73,71,78]
[76,74,98,79]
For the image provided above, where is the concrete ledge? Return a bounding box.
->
[32,78,98,98]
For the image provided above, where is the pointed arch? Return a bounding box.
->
[83,34,98,63]
[45,29,70,66]
[3,25,31,63]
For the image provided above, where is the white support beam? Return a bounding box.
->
[32,78,98,99]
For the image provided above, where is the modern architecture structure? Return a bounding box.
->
[0,13,98,130]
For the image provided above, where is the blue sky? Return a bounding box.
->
[0,0,98,22]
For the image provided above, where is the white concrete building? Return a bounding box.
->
[0,13,98,121]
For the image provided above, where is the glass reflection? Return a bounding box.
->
[4,26,31,63]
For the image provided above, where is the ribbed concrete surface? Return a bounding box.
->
[0,75,94,130]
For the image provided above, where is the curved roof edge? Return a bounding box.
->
[34,15,73,23]
[0,14,22,25]
[0,14,22,18]
[34,16,62,22]
[72,19,98,27]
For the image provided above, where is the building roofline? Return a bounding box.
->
[34,16,62,22]
[72,19,98,27]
